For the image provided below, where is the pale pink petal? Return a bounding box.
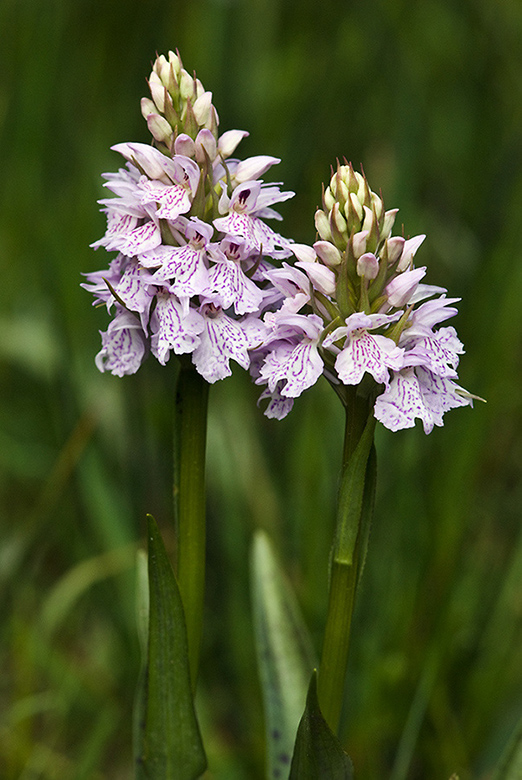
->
[192,309,250,382]
[150,294,204,364]
[374,369,434,433]
[335,332,404,386]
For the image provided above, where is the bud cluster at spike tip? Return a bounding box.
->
[251,163,478,433]
[83,51,295,383]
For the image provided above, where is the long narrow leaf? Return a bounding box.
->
[289,671,354,780]
[135,515,207,780]
[251,530,316,780]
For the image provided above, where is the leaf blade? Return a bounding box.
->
[135,515,207,780]
[251,530,316,780]
[289,671,354,780]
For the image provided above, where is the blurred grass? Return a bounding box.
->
[1,0,521,777]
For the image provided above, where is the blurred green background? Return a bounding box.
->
[1,0,521,777]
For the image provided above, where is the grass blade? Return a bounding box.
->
[251,530,316,780]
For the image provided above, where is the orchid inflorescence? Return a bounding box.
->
[84,51,476,433]
[83,50,294,383]
[252,163,477,432]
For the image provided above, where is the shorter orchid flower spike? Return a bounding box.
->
[251,162,479,433]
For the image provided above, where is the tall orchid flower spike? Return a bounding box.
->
[253,162,479,433]
[83,51,294,382]
[83,53,297,735]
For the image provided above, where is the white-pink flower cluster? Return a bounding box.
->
[251,164,476,433]
[83,52,293,383]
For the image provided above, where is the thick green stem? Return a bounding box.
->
[318,387,375,733]
[318,559,359,732]
[173,360,209,691]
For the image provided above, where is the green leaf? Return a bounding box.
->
[251,530,316,780]
[135,515,207,780]
[289,671,354,780]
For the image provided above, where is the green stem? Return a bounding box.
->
[318,387,375,733]
[173,359,209,691]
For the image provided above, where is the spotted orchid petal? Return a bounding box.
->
[192,306,251,382]
[142,244,210,297]
[374,368,435,432]
[259,339,324,398]
[95,310,148,377]
[150,293,205,364]
[207,257,265,315]
[334,331,404,387]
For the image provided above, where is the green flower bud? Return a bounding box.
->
[362,205,380,253]
[344,192,364,234]
[329,202,348,248]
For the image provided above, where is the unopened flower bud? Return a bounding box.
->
[146,113,173,144]
[149,72,167,112]
[194,78,206,100]
[356,174,371,207]
[195,128,217,163]
[352,230,369,259]
[315,209,332,242]
[357,252,379,279]
[361,205,375,234]
[174,133,196,157]
[345,192,364,233]
[330,202,348,247]
[371,192,384,222]
[397,234,426,272]
[182,99,200,138]
[345,164,362,194]
[313,240,342,267]
[141,97,156,119]
[331,174,349,209]
[323,187,336,211]
[154,54,169,83]
[384,236,405,264]
[179,69,195,101]
[381,208,398,241]
[193,91,213,126]
[167,51,182,80]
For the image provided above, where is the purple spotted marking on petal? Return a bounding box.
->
[150,294,204,364]
[374,369,434,433]
[146,245,210,297]
[207,258,265,315]
[335,332,404,386]
[95,312,147,377]
[106,219,162,256]
[192,309,250,382]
